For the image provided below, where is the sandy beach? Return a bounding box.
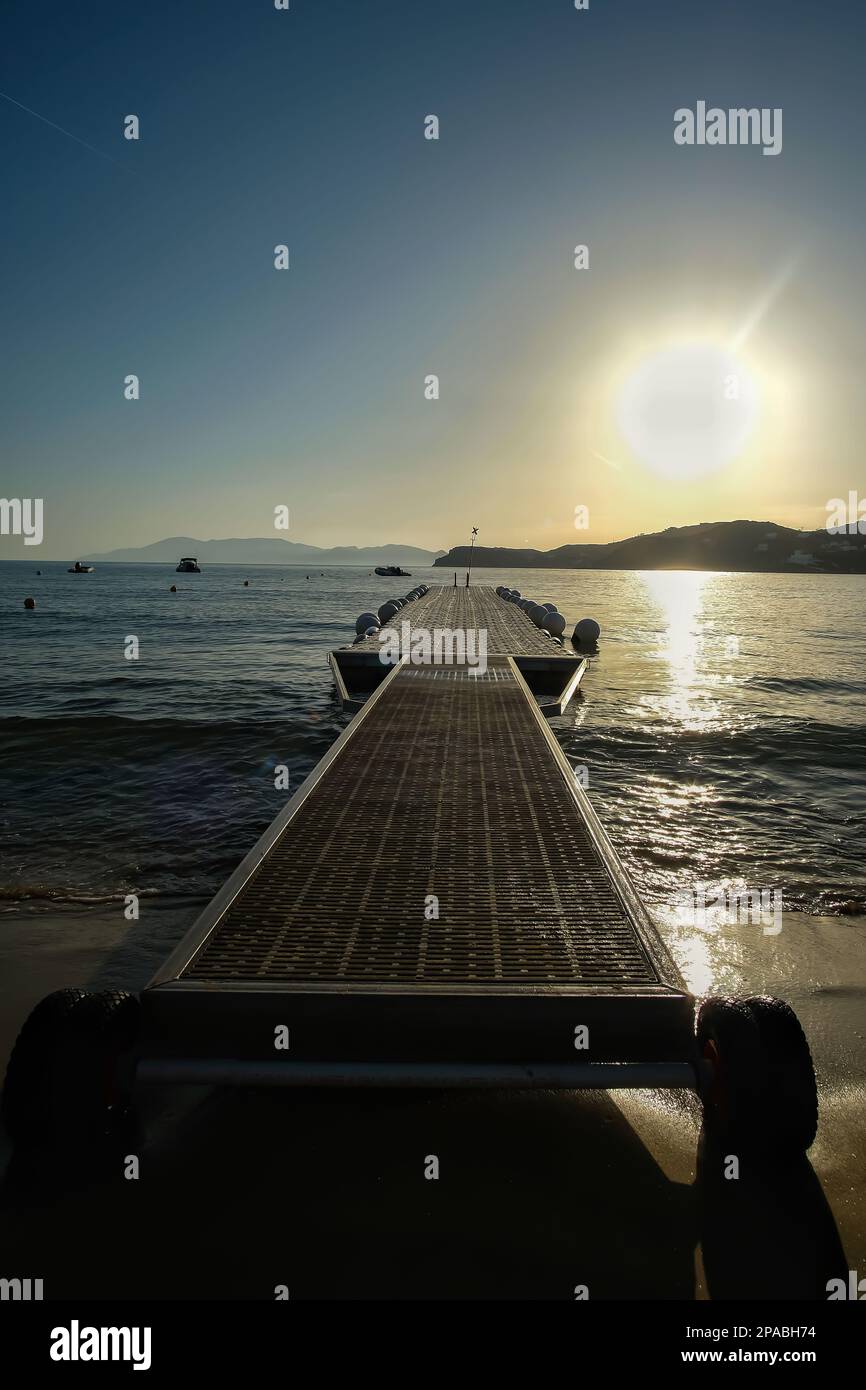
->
[1,901,862,1300]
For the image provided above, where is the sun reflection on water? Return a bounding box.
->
[632,572,739,993]
[638,570,730,731]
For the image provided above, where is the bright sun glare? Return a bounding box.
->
[616,340,760,482]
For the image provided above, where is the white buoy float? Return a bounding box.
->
[543,611,567,637]
[573,617,601,645]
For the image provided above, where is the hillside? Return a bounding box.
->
[433,521,866,574]
[87,537,445,566]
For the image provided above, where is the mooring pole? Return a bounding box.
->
[466,526,478,588]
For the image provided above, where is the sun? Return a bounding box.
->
[615,340,760,482]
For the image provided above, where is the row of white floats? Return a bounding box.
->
[350,583,600,649]
[353,584,430,641]
[495,586,600,647]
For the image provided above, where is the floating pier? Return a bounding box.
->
[138,585,695,1087]
[330,584,585,714]
[5,586,820,1163]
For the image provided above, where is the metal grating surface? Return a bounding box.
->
[183,657,658,987]
[346,585,557,657]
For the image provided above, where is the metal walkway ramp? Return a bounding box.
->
[141,592,692,1085]
[177,658,656,987]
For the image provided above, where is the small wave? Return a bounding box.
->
[650,882,866,920]
[744,675,866,695]
[0,884,172,908]
[798,889,866,917]
[575,719,866,768]
[0,714,329,734]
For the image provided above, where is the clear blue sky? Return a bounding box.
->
[2,0,865,557]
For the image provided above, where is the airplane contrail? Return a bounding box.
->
[0,89,119,165]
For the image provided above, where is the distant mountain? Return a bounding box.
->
[434,521,866,574]
[88,536,446,566]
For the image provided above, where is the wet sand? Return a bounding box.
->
[0,904,863,1299]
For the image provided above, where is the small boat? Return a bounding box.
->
[375,565,411,577]
[68,561,94,573]
[176,557,201,573]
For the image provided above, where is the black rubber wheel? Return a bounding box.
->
[697,994,818,1159]
[742,994,818,1154]
[1,988,140,1150]
[696,996,765,1145]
